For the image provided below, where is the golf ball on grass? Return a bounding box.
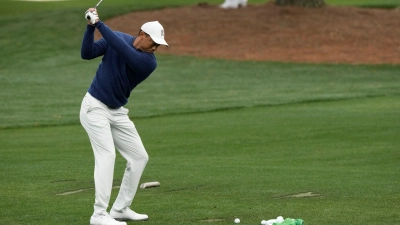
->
[234,218,240,223]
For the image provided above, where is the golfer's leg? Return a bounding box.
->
[80,95,116,215]
[111,109,149,211]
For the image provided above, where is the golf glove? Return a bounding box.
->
[85,10,99,25]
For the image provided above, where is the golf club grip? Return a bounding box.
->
[87,0,102,20]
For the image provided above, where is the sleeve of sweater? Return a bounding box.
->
[94,21,156,75]
[81,24,108,60]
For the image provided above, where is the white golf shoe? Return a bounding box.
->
[220,0,239,8]
[220,0,247,9]
[90,212,127,225]
[110,208,149,221]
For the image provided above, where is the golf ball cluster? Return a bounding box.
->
[233,216,284,224]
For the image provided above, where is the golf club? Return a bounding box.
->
[86,0,103,20]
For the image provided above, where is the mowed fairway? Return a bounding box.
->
[0,0,400,224]
[1,96,399,225]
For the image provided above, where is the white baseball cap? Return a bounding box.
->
[141,21,169,47]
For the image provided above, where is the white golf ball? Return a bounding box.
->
[234,218,240,223]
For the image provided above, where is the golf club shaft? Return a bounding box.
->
[94,0,103,8]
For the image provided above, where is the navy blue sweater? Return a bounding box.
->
[81,21,157,108]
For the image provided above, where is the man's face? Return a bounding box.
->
[137,31,160,53]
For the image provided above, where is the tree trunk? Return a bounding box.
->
[275,0,325,8]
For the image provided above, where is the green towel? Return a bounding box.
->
[273,218,304,225]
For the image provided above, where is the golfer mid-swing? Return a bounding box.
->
[80,8,168,225]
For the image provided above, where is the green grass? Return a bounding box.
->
[2,55,400,128]
[1,96,399,225]
[0,0,400,224]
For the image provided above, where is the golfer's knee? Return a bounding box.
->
[136,151,149,167]
[140,151,149,163]
[128,150,148,164]
[126,152,148,169]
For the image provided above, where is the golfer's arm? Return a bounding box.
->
[81,24,107,59]
[95,21,147,71]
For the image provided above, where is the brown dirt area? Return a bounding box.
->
[102,2,400,64]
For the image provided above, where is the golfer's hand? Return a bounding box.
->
[85,8,99,25]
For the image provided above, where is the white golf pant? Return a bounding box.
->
[80,92,148,215]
